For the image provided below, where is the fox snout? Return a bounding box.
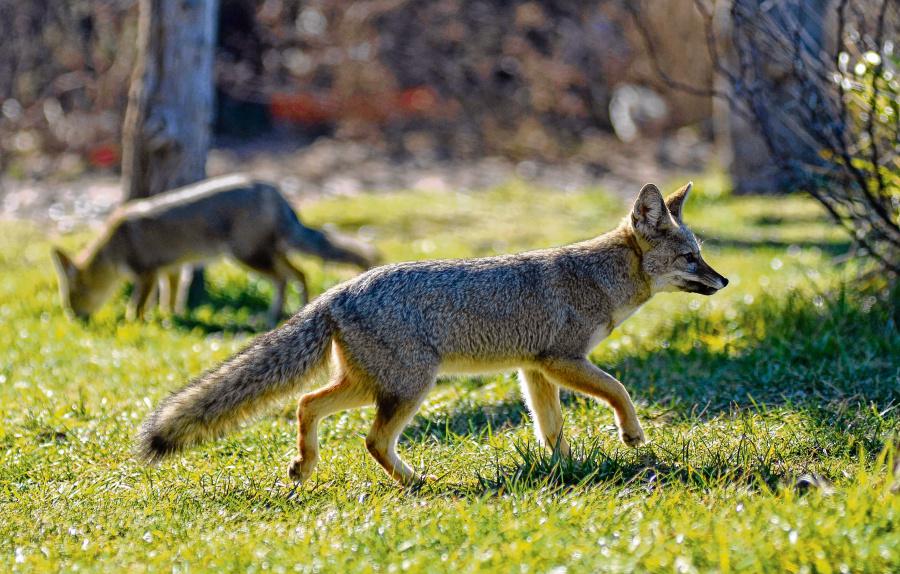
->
[684,278,727,295]
[685,263,728,295]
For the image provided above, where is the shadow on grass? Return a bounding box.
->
[618,285,898,422]
[403,394,529,444]
[466,437,786,496]
[170,283,274,335]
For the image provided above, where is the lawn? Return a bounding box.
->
[1,179,897,573]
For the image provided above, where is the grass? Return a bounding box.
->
[1,180,898,572]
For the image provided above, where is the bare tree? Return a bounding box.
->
[631,0,899,272]
[121,0,218,200]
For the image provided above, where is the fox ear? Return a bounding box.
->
[631,183,669,237]
[665,182,692,223]
[51,247,77,283]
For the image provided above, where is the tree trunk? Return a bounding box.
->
[121,0,218,200]
[715,0,833,194]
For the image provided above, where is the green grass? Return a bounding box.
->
[1,180,898,572]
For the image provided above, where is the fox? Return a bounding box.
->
[50,173,376,325]
[137,182,728,486]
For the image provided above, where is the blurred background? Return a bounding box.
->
[0,0,896,269]
[1,3,898,562]
[1,0,713,211]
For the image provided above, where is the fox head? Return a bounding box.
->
[629,182,728,296]
[50,247,113,319]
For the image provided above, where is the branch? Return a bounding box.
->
[864,0,889,200]
[625,1,755,124]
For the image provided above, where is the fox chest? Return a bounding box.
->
[586,304,642,350]
[586,323,611,350]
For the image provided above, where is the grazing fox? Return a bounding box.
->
[137,182,728,486]
[51,174,376,325]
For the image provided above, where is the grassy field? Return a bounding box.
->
[1,179,898,572]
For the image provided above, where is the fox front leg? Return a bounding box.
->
[519,369,571,457]
[126,272,158,321]
[158,270,182,315]
[538,357,645,447]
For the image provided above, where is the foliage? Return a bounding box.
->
[633,0,900,271]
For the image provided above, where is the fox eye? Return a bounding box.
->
[679,253,696,264]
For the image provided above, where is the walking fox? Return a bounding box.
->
[51,174,376,324]
[137,182,728,485]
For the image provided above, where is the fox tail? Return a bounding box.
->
[136,296,334,461]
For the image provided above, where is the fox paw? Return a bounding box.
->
[619,424,646,447]
[287,457,314,484]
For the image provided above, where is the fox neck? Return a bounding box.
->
[623,220,651,257]
[618,225,653,306]
[77,245,122,296]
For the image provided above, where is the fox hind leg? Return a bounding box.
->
[519,369,571,457]
[366,383,433,485]
[235,252,288,326]
[268,278,287,327]
[289,361,372,484]
[267,254,310,325]
[273,253,309,307]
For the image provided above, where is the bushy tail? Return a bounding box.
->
[284,213,378,269]
[137,297,334,462]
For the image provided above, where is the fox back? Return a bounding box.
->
[106,174,298,270]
